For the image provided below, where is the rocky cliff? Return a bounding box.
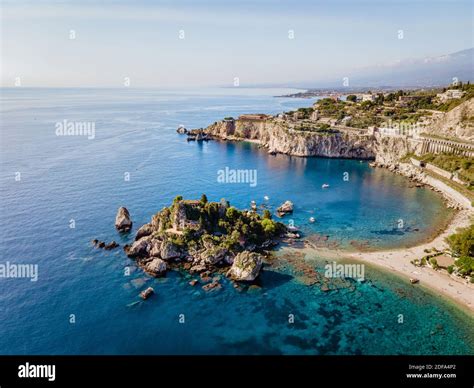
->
[206,119,376,159]
[372,133,422,165]
[424,98,474,142]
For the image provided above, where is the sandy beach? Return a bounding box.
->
[305,171,474,313]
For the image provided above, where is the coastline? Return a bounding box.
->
[303,174,474,313]
[200,117,474,312]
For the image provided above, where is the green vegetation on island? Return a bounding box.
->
[120,196,287,286]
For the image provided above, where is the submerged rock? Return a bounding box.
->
[104,241,119,250]
[228,251,263,281]
[115,207,132,232]
[140,287,154,300]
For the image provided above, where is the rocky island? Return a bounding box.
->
[120,195,287,287]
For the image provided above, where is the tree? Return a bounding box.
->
[446,224,474,258]
[263,209,272,219]
[261,219,276,234]
[346,94,357,103]
[173,195,183,203]
[226,207,239,221]
[200,193,208,204]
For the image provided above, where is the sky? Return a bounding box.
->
[1,0,473,88]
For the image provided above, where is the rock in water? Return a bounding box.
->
[115,207,132,232]
[277,200,294,215]
[228,251,263,281]
[140,287,154,300]
[145,258,167,277]
[176,126,188,134]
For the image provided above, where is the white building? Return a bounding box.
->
[361,94,376,102]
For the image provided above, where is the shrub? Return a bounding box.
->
[430,257,439,269]
[447,265,454,274]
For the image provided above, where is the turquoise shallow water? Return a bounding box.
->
[0,88,472,354]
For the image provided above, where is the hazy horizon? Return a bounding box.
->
[1,0,473,88]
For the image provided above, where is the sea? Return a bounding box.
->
[0,87,472,354]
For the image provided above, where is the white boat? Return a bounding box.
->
[264,195,270,201]
[322,184,330,188]
[288,225,299,232]
[309,217,316,223]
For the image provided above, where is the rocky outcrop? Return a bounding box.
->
[101,197,284,284]
[125,236,153,258]
[205,119,376,159]
[201,246,228,265]
[115,207,132,232]
[176,126,188,134]
[277,200,294,215]
[92,239,119,250]
[160,241,180,260]
[136,223,153,240]
[145,258,167,276]
[149,239,162,257]
[228,251,263,281]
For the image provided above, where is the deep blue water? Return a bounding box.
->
[0,88,472,355]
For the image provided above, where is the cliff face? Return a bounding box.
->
[206,119,376,159]
[372,133,421,165]
[424,99,474,142]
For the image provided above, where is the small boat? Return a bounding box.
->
[250,201,257,211]
[288,225,299,232]
[309,217,316,223]
[264,195,270,201]
[140,287,155,300]
[322,184,330,189]
[410,278,419,284]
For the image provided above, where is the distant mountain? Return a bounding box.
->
[286,48,474,89]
